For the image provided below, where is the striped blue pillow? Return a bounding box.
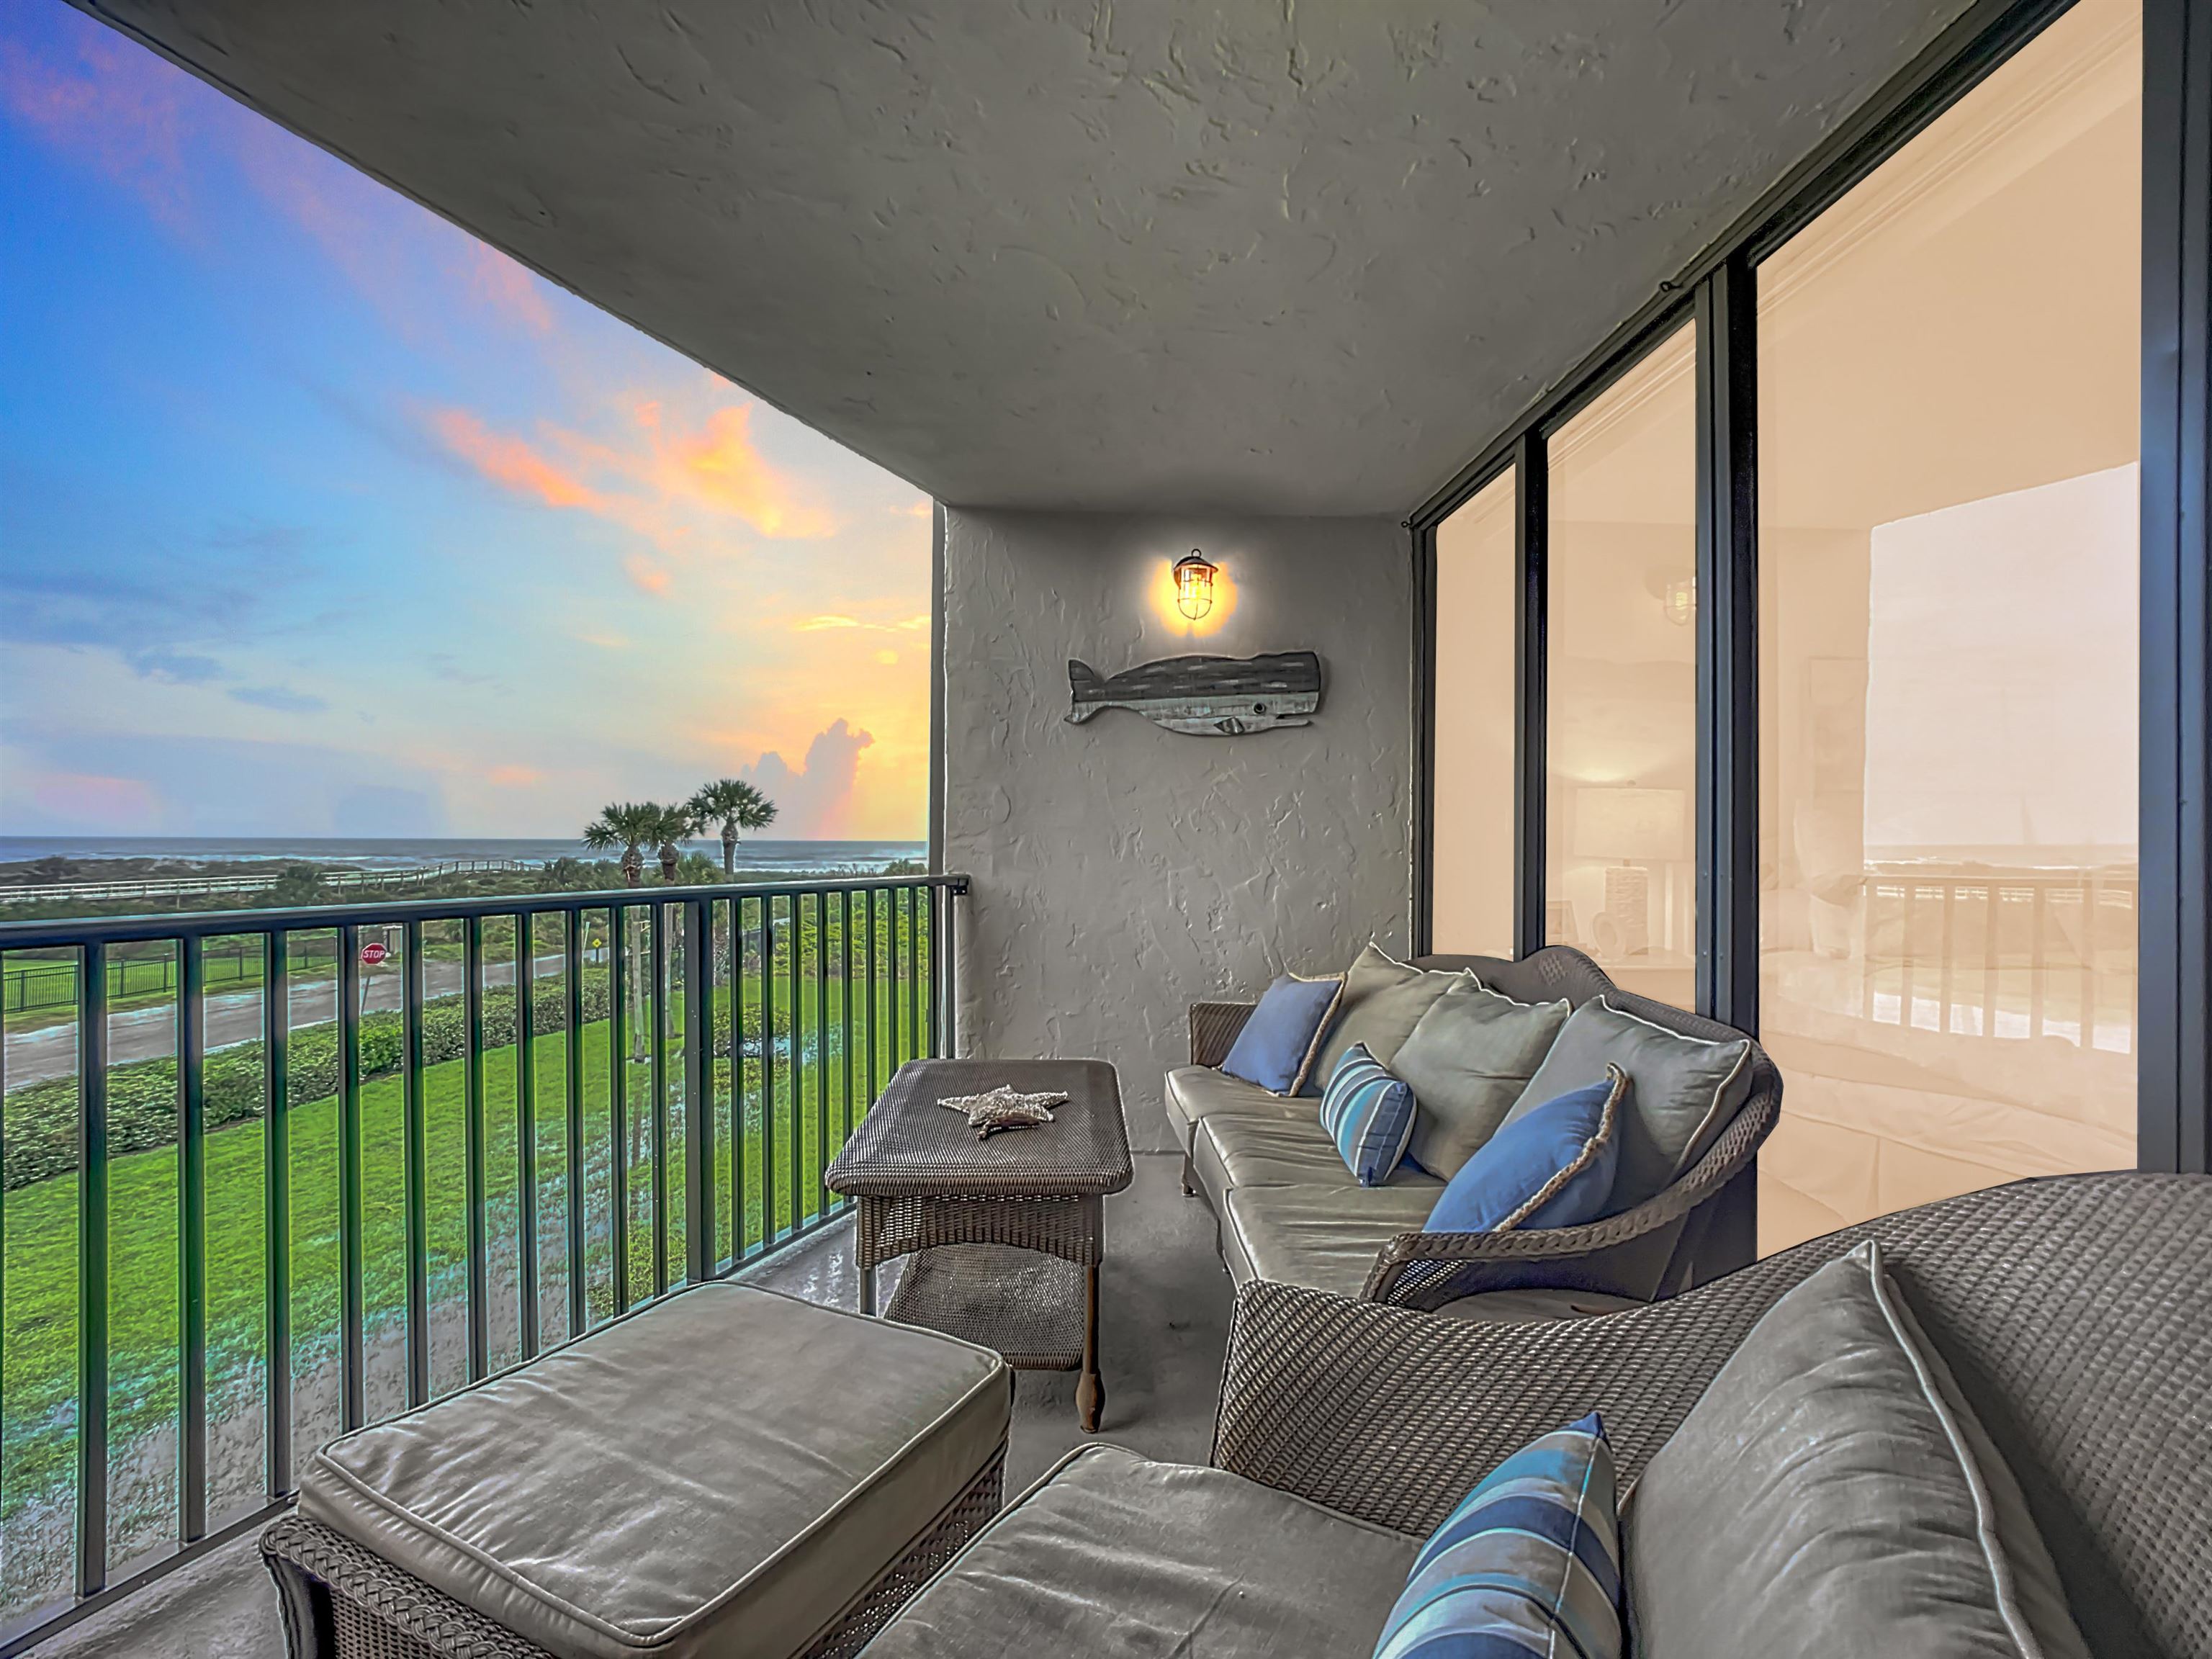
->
[1373,1412,1623,1659]
[1319,1043,1417,1185]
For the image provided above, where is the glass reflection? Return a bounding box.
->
[1755,0,2141,1251]
[1546,325,1699,1009]
[1432,468,1518,957]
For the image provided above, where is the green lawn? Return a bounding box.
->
[0,958,930,1545]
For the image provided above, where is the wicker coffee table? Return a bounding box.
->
[826,1059,1131,1432]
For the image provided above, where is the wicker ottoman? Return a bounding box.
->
[261,1281,1011,1659]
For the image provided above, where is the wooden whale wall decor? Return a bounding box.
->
[1066,650,1323,736]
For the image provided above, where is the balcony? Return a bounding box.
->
[6,0,2212,1654]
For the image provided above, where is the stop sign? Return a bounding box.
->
[359,941,390,966]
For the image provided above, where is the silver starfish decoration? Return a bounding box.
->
[938,1083,1071,1139]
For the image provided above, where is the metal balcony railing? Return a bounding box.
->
[0,873,966,1655]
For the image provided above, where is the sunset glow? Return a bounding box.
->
[0,4,930,840]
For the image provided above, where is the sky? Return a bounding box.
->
[0,2,932,842]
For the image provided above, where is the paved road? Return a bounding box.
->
[4,953,572,1091]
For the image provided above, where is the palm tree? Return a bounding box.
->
[647,801,696,884]
[581,801,661,886]
[688,778,778,876]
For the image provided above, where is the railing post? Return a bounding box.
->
[609,903,631,1314]
[945,879,962,1056]
[734,899,752,1262]
[517,914,539,1358]
[683,897,712,1285]
[650,902,670,1297]
[564,912,586,1336]
[464,915,488,1380]
[761,899,778,1251]
[926,884,941,1060]
[403,920,428,1408]
[865,886,878,1110]
[814,891,829,1223]
[179,937,208,1545]
[906,887,922,1067]
[840,891,856,1184]
[264,932,291,1496]
[787,892,803,1240]
[338,925,365,1431]
[78,940,110,1599]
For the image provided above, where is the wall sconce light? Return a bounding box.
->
[1174,550,1218,621]
[1661,575,1696,627]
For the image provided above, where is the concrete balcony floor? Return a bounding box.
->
[42,1152,1228,1659]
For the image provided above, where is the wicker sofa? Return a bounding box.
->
[1167,946,1783,1315]
[860,1174,2212,1659]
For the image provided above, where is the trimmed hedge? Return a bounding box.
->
[3,971,773,1192]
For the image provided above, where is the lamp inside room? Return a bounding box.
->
[1573,786,1689,956]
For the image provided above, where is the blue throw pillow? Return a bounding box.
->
[1372,1411,1622,1659]
[1318,1043,1418,1185]
[1425,1066,1624,1233]
[1220,974,1343,1094]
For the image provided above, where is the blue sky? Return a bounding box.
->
[0,2,931,840]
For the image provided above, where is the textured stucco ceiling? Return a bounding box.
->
[77,0,1974,514]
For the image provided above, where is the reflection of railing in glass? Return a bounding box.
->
[1855,866,2137,1053]
[1759,857,2138,1256]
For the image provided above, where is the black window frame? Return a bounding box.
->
[1412,0,2211,1196]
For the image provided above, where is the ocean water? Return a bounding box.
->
[0,836,927,873]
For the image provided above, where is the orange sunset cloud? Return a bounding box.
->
[432,408,603,509]
[426,397,837,572]
[644,403,837,538]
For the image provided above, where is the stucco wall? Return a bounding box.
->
[940,508,1413,1150]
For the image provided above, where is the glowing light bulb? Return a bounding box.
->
[1174,551,1218,621]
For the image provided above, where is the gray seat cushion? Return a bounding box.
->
[1393,979,1573,1179]
[1164,1064,1310,1154]
[1220,1181,1439,1296]
[861,1444,1419,1659]
[1502,996,1752,1210]
[1196,1112,1446,1199]
[1625,1241,2089,1659]
[297,1281,1010,1659]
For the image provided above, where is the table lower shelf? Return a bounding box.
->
[881,1244,1087,1371]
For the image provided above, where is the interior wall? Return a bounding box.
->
[940,508,1413,1149]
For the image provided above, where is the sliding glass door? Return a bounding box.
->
[1753,0,2141,1251]
[1430,468,1518,957]
[1416,0,2167,1236]
[1546,325,1699,1010]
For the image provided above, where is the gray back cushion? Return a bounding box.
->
[1419,948,1615,1008]
[1393,981,1571,1179]
[1302,944,1465,1096]
[1502,997,1750,1210]
[1625,1241,2088,1659]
